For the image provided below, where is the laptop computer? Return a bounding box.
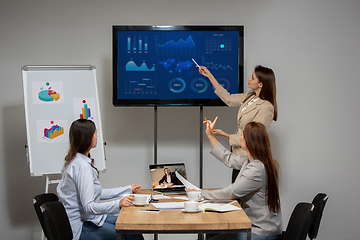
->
[149,163,187,195]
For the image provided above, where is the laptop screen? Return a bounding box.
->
[149,163,187,190]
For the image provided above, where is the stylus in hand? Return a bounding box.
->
[192,58,200,68]
[204,117,213,133]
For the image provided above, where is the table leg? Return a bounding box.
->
[247,231,251,240]
[198,233,204,240]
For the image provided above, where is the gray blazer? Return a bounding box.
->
[215,85,274,156]
[202,143,282,237]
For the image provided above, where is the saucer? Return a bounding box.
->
[133,202,148,206]
[188,198,205,201]
[181,208,202,213]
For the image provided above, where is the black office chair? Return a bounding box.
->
[308,193,328,240]
[279,202,314,240]
[232,169,239,183]
[41,201,73,240]
[33,193,59,239]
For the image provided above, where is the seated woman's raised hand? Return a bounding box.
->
[131,184,142,193]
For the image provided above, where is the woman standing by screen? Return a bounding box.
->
[199,65,277,180]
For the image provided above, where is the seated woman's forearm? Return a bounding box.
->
[100,185,132,200]
[83,200,120,215]
[206,132,218,147]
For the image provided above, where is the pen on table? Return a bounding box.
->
[192,58,200,68]
[139,209,160,212]
[204,117,213,133]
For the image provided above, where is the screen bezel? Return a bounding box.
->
[112,25,244,106]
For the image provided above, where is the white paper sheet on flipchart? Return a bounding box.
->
[175,171,201,191]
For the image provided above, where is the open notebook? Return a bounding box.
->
[149,163,187,195]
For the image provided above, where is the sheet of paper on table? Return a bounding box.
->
[171,196,188,200]
[199,203,241,212]
[152,193,187,201]
[151,202,185,209]
[151,195,171,200]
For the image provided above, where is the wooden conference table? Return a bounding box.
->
[116,189,251,240]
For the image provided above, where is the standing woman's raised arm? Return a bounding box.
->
[198,66,220,89]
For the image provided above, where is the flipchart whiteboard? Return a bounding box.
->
[22,65,106,176]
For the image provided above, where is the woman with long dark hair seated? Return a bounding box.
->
[57,119,144,240]
[190,119,282,240]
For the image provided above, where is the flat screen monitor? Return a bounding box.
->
[113,25,244,106]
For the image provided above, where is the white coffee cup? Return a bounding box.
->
[134,195,147,204]
[187,191,202,201]
[184,201,199,211]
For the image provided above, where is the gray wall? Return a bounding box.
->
[1,0,359,239]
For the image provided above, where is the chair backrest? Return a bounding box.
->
[231,169,240,183]
[41,201,73,240]
[308,193,329,240]
[282,202,314,240]
[33,193,59,238]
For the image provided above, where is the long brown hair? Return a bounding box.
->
[64,119,99,177]
[243,122,280,213]
[244,65,278,121]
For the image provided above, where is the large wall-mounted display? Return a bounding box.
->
[113,25,244,106]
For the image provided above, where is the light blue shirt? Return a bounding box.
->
[56,153,132,240]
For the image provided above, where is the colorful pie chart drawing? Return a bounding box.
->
[38,82,60,102]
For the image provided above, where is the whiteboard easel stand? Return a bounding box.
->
[44,176,61,193]
[23,65,106,240]
[25,144,61,192]
[22,65,105,175]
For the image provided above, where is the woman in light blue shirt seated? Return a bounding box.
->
[200,119,282,240]
[57,119,144,240]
